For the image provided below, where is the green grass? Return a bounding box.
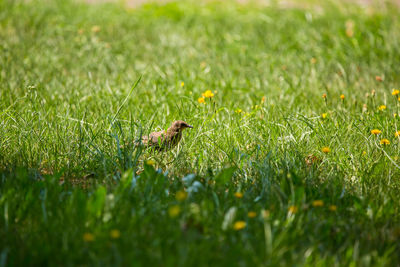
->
[1,0,400,265]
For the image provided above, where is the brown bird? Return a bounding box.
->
[138,120,193,151]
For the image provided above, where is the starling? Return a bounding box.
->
[138,120,193,151]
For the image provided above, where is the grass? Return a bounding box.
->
[1,0,400,265]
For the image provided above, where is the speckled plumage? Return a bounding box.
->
[139,120,193,151]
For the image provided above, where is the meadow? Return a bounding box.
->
[1,0,400,265]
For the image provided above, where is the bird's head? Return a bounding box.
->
[170,120,193,131]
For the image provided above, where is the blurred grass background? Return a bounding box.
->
[1,0,400,265]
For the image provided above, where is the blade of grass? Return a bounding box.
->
[108,76,142,131]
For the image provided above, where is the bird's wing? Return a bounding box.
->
[148,131,165,145]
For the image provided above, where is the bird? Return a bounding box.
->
[137,120,193,151]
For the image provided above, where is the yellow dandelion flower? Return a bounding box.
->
[371,129,382,135]
[181,82,184,87]
[346,28,354,37]
[288,205,298,214]
[146,159,156,166]
[378,105,386,111]
[175,191,188,201]
[168,205,181,218]
[362,151,367,156]
[234,192,243,199]
[380,139,390,145]
[345,20,354,37]
[329,205,337,211]
[398,97,400,102]
[261,210,270,219]
[392,89,400,96]
[233,221,246,230]
[322,93,327,99]
[91,25,101,33]
[83,232,95,242]
[321,147,331,153]
[321,113,327,119]
[394,113,397,118]
[197,97,205,104]
[235,109,242,114]
[202,90,214,98]
[247,211,257,218]
[261,96,266,103]
[110,229,121,239]
[395,131,400,137]
[340,94,345,100]
[312,200,324,207]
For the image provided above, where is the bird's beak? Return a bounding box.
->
[187,125,193,128]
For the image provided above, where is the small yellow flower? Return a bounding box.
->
[378,105,386,111]
[235,109,242,114]
[380,139,390,145]
[392,89,400,96]
[261,210,270,219]
[83,232,95,242]
[288,205,298,214]
[398,97,400,102]
[247,211,257,218]
[91,25,101,33]
[234,192,243,199]
[394,113,397,118]
[371,129,382,135]
[329,205,337,211]
[321,113,327,119]
[321,147,331,153]
[175,191,188,201]
[322,93,327,99]
[362,151,367,156]
[197,97,205,104]
[233,221,246,230]
[310,57,317,64]
[146,159,156,166]
[110,229,121,239]
[261,96,266,103]
[312,200,324,207]
[202,90,214,98]
[181,82,184,87]
[340,94,345,100]
[168,205,181,218]
[346,28,354,37]
[395,131,400,137]
[345,20,354,38]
